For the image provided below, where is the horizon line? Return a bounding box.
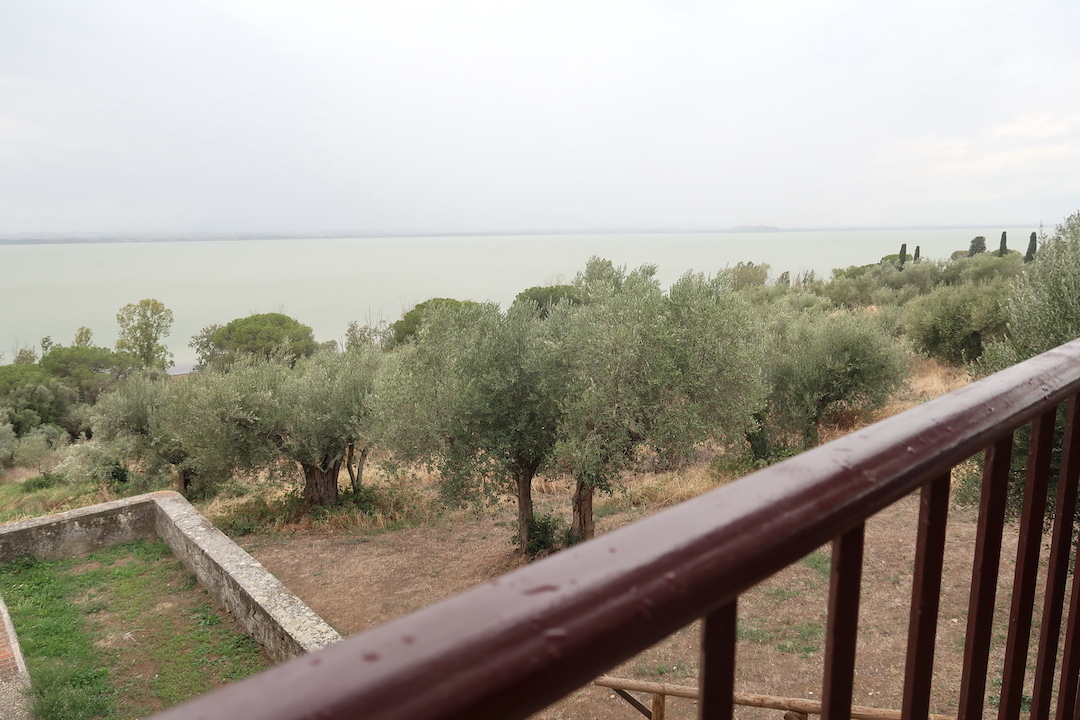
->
[0,224,1040,245]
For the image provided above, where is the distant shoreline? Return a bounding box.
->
[0,224,1037,246]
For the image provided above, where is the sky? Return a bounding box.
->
[2,0,1079,236]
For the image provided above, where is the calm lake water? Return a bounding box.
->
[0,228,1030,369]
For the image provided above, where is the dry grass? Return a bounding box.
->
[820,355,970,445]
[608,464,729,511]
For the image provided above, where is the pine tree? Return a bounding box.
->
[969,236,986,256]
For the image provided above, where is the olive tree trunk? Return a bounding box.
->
[569,479,595,544]
[515,473,535,550]
[346,443,371,494]
[302,457,344,506]
[177,466,196,495]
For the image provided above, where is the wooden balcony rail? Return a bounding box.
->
[152,338,1080,720]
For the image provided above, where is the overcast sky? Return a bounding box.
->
[2,0,1078,235]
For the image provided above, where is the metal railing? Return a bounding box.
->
[153,338,1080,720]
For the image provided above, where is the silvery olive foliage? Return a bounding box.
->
[553,259,766,542]
[375,300,565,550]
[980,210,1080,373]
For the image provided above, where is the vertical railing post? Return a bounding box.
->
[902,473,952,720]
[700,600,737,720]
[822,525,865,720]
[999,409,1056,720]
[1061,532,1080,720]
[959,434,1014,720]
[1033,397,1080,720]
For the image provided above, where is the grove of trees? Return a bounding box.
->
[4,214,1079,553]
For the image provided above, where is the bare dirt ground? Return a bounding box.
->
[240,358,1023,720]
[244,485,1023,720]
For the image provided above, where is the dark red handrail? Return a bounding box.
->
[152,338,1080,720]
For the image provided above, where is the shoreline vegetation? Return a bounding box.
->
[0,224,1037,245]
[0,210,1077,549]
[0,227,1047,372]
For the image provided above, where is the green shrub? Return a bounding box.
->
[525,512,567,556]
[903,282,1011,364]
[0,420,15,467]
[10,426,66,472]
[22,472,65,493]
[764,311,906,448]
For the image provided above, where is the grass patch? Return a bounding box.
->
[737,618,774,644]
[776,621,825,657]
[0,539,269,719]
[764,585,802,602]
[0,554,112,720]
[800,549,832,578]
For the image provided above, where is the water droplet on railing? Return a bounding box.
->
[639,598,655,619]
[545,628,567,659]
[362,652,380,662]
[523,584,559,595]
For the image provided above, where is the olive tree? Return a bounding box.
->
[903,282,1011,364]
[377,300,565,551]
[756,310,906,452]
[980,211,1080,372]
[277,349,381,504]
[93,374,195,492]
[553,260,765,542]
[974,212,1080,520]
[168,349,380,505]
[0,375,79,438]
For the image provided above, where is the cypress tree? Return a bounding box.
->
[998,231,1008,257]
[913,245,921,262]
[1025,231,1037,263]
[899,243,908,267]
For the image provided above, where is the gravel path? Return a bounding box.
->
[0,595,31,720]
[0,681,30,720]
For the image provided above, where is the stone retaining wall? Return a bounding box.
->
[0,491,340,663]
[0,496,157,561]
